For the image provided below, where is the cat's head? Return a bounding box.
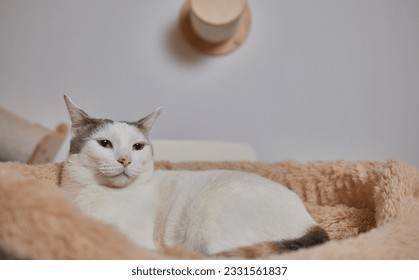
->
[64,95,162,188]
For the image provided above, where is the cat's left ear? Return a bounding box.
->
[63,95,91,135]
[136,107,162,136]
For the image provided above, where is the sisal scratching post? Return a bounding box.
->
[179,0,251,55]
[0,108,67,164]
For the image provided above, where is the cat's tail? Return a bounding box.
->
[215,226,329,259]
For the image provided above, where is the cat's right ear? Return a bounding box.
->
[136,107,163,136]
[64,95,90,135]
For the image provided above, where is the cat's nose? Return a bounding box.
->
[117,157,131,167]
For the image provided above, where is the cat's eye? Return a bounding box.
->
[97,139,113,149]
[133,142,145,151]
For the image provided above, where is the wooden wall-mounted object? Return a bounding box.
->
[179,0,251,55]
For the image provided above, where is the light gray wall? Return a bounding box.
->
[1,0,419,165]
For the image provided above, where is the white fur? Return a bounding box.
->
[61,122,316,254]
[60,99,317,255]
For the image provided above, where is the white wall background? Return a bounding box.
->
[1,0,419,166]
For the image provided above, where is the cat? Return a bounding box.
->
[60,95,328,258]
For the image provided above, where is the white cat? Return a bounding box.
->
[61,96,328,258]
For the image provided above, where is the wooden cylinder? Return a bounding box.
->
[179,0,251,55]
[189,0,246,43]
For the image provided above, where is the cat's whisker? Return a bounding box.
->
[94,170,106,178]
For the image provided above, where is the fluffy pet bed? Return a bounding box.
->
[0,160,418,259]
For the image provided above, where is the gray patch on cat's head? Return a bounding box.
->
[124,107,162,155]
[64,95,162,155]
[69,118,114,154]
[64,95,113,154]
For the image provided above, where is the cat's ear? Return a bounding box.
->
[136,107,162,136]
[64,95,91,134]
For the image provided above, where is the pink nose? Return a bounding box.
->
[117,157,131,167]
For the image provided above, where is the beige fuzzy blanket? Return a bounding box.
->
[0,160,418,259]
